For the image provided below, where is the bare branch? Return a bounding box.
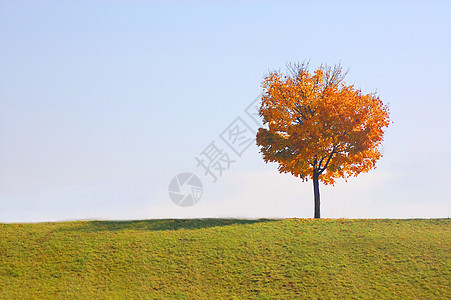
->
[318,146,337,174]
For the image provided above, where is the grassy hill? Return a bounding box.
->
[0,218,449,299]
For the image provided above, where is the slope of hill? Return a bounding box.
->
[0,218,449,299]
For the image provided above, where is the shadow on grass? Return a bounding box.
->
[57,218,277,233]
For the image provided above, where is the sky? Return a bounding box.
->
[1,1,450,222]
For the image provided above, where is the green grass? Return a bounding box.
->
[0,218,449,299]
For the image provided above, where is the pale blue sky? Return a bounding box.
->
[1,1,450,222]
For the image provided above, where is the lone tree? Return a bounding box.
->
[256,62,390,218]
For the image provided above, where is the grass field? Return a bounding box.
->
[0,218,449,299]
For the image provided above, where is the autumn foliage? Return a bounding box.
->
[256,62,390,218]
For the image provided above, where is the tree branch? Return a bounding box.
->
[318,146,337,174]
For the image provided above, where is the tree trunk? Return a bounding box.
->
[313,173,320,218]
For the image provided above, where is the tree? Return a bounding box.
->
[256,62,390,218]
